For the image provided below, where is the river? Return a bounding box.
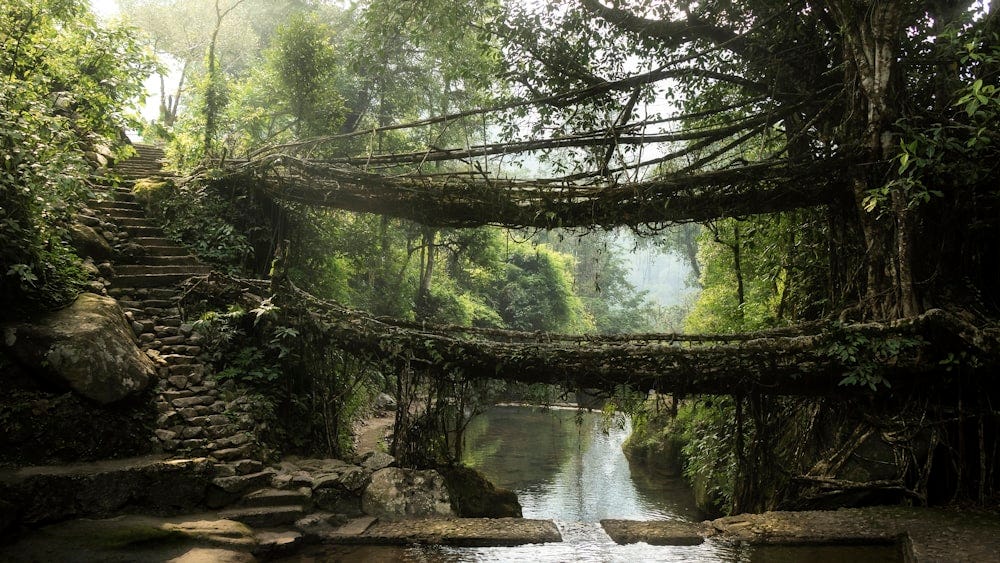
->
[295,406,902,562]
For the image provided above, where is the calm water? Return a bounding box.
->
[288,406,903,562]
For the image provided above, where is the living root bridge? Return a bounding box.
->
[209,156,843,228]
[266,280,999,397]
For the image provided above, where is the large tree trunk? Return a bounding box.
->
[829,1,918,320]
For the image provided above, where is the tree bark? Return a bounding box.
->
[828,1,914,319]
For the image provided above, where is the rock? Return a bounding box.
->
[66,222,113,260]
[233,460,262,475]
[438,465,521,518]
[601,519,707,545]
[206,470,276,509]
[81,258,101,277]
[361,468,454,520]
[294,512,348,540]
[374,392,397,411]
[0,457,213,526]
[218,505,305,528]
[360,517,562,546]
[312,487,363,517]
[359,451,395,472]
[252,530,303,558]
[1,294,156,404]
[339,466,369,492]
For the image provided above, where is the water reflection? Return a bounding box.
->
[462,406,703,522]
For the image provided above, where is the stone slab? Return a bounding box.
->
[326,517,562,547]
[600,519,707,546]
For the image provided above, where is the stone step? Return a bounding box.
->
[116,217,159,228]
[217,460,264,478]
[132,237,176,246]
[208,470,278,508]
[161,354,197,364]
[122,225,163,237]
[90,200,142,211]
[113,272,198,288]
[242,488,310,509]
[218,506,306,528]
[103,207,146,218]
[140,299,179,308]
[113,191,136,203]
[137,255,201,266]
[213,446,253,461]
[140,246,190,257]
[117,264,212,276]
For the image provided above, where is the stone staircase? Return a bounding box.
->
[91,143,263,480]
[90,145,377,535]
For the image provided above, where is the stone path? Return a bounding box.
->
[92,144,259,475]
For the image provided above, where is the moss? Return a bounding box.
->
[439,465,522,518]
[131,178,174,206]
[622,408,684,477]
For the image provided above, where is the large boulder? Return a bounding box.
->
[361,468,454,520]
[439,465,522,518]
[66,222,113,261]
[2,294,156,404]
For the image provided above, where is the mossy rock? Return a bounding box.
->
[439,465,522,518]
[132,177,174,205]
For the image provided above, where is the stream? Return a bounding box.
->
[296,406,902,562]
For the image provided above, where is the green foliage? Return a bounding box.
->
[676,397,737,514]
[0,0,152,312]
[864,26,1000,259]
[139,180,256,273]
[267,13,346,137]
[823,328,924,391]
[495,243,593,332]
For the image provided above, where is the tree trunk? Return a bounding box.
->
[417,227,437,317]
[829,1,916,320]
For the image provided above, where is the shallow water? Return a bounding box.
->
[288,406,903,562]
[461,405,704,522]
